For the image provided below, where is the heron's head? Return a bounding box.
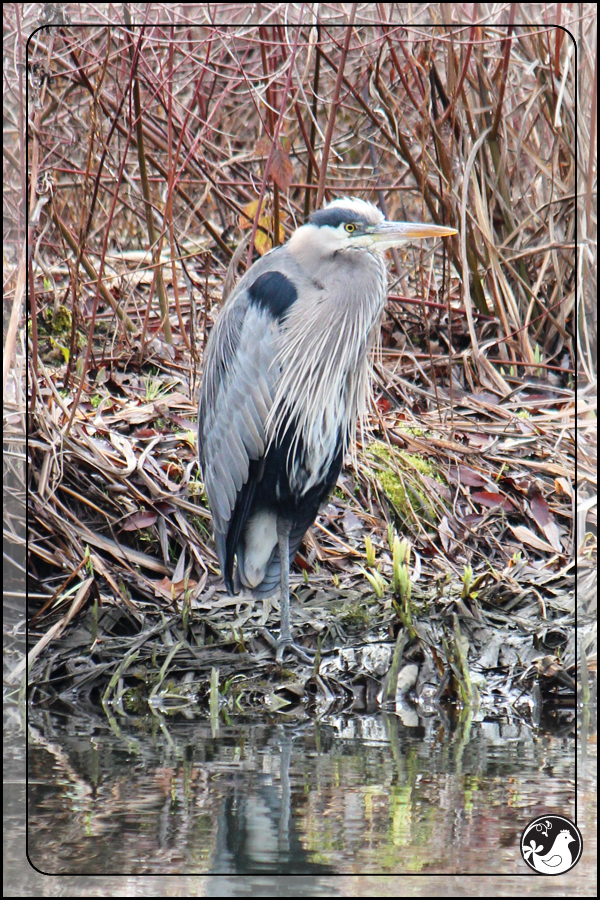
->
[288,197,457,260]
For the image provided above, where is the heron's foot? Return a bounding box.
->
[276,638,315,665]
[258,628,315,664]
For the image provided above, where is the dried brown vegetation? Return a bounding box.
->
[3,4,596,717]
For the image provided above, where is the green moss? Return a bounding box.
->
[278,668,297,681]
[397,424,425,437]
[340,602,371,628]
[49,305,72,334]
[367,441,446,522]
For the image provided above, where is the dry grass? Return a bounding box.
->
[3,3,595,713]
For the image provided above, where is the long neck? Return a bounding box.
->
[269,250,386,489]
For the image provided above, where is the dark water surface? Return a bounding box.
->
[23,702,588,880]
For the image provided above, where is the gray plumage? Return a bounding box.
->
[198,198,456,658]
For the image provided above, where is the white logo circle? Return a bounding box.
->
[520,815,582,875]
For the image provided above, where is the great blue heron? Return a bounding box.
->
[198,198,456,660]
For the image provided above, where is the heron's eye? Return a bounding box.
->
[344,223,356,233]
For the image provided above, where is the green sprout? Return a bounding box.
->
[461,564,474,601]
[360,566,388,599]
[83,544,93,576]
[387,523,395,551]
[364,534,376,567]
[144,375,172,402]
[392,537,413,629]
[534,343,543,377]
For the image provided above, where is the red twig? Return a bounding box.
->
[245,17,304,269]
[315,7,356,209]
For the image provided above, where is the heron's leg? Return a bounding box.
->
[273,520,313,664]
[277,518,292,647]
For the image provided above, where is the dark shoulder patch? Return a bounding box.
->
[247,271,298,321]
[309,207,364,229]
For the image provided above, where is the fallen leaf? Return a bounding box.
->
[152,576,197,601]
[163,461,183,480]
[541,519,563,553]
[447,466,488,488]
[528,488,551,526]
[293,553,312,572]
[421,474,452,502]
[509,524,558,554]
[554,477,573,499]
[133,428,159,439]
[239,199,263,230]
[112,402,156,424]
[438,516,455,554]
[271,142,294,191]
[341,510,362,536]
[498,474,531,494]
[463,432,494,450]
[121,510,158,531]
[255,135,271,156]
[459,514,484,527]
[528,488,563,552]
[153,391,191,407]
[377,397,392,414]
[471,490,514,511]
[254,215,285,255]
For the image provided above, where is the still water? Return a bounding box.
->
[25,704,587,878]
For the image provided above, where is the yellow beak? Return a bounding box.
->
[370,221,457,250]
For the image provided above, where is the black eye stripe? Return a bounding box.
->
[309,208,365,228]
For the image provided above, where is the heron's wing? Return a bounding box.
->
[198,296,280,589]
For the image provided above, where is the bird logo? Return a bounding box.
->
[520,815,583,875]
